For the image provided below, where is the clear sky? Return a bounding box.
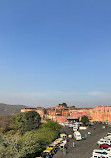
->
[0,0,111,107]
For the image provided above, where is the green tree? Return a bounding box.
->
[15,111,41,134]
[0,133,21,158]
[59,103,68,107]
[0,120,62,158]
[42,120,62,132]
[20,131,41,158]
[0,115,12,132]
[81,115,89,126]
[70,106,76,109]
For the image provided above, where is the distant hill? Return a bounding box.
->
[0,103,27,115]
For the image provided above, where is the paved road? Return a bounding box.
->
[53,124,110,158]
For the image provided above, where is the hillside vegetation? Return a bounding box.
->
[0,103,26,115]
[0,111,62,158]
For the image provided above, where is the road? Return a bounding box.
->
[53,124,110,158]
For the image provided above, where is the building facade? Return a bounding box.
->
[21,105,111,123]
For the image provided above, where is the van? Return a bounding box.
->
[92,149,111,158]
[74,131,81,140]
[97,139,111,145]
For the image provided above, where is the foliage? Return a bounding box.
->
[0,113,62,157]
[42,120,62,132]
[59,103,68,107]
[15,111,41,134]
[20,131,41,157]
[70,105,76,109]
[0,133,21,158]
[0,103,26,115]
[0,115,12,132]
[81,115,89,126]
[0,121,61,158]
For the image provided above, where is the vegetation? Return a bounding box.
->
[15,111,41,134]
[0,111,62,158]
[59,102,68,107]
[81,115,89,126]
[70,105,76,109]
[0,103,26,115]
[42,119,62,132]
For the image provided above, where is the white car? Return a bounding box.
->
[92,149,111,158]
[97,139,111,145]
[104,137,111,140]
[105,148,111,154]
[91,156,111,158]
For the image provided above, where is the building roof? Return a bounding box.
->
[67,111,86,119]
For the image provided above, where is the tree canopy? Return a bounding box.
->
[70,105,76,109]
[0,120,62,158]
[59,103,68,107]
[15,111,41,134]
[81,115,89,126]
[42,120,62,132]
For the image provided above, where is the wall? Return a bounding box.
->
[21,106,111,123]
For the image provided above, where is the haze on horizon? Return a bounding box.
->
[0,0,111,108]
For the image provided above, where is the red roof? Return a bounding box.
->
[67,111,85,119]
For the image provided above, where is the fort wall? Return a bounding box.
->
[21,105,111,123]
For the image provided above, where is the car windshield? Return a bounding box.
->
[102,152,107,155]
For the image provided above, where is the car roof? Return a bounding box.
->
[49,143,56,146]
[43,150,51,153]
[93,149,106,152]
[60,143,66,146]
[46,147,53,150]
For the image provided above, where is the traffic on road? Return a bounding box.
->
[37,121,111,158]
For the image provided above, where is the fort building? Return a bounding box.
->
[21,105,111,123]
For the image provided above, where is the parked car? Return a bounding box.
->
[105,148,111,154]
[100,144,111,149]
[107,133,111,136]
[41,148,53,158]
[104,137,111,140]
[92,149,111,158]
[60,143,67,150]
[60,133,67,138]
[68,134,73,138]
[97,139,111,145]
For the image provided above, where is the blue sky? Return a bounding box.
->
[0,0,111,107]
